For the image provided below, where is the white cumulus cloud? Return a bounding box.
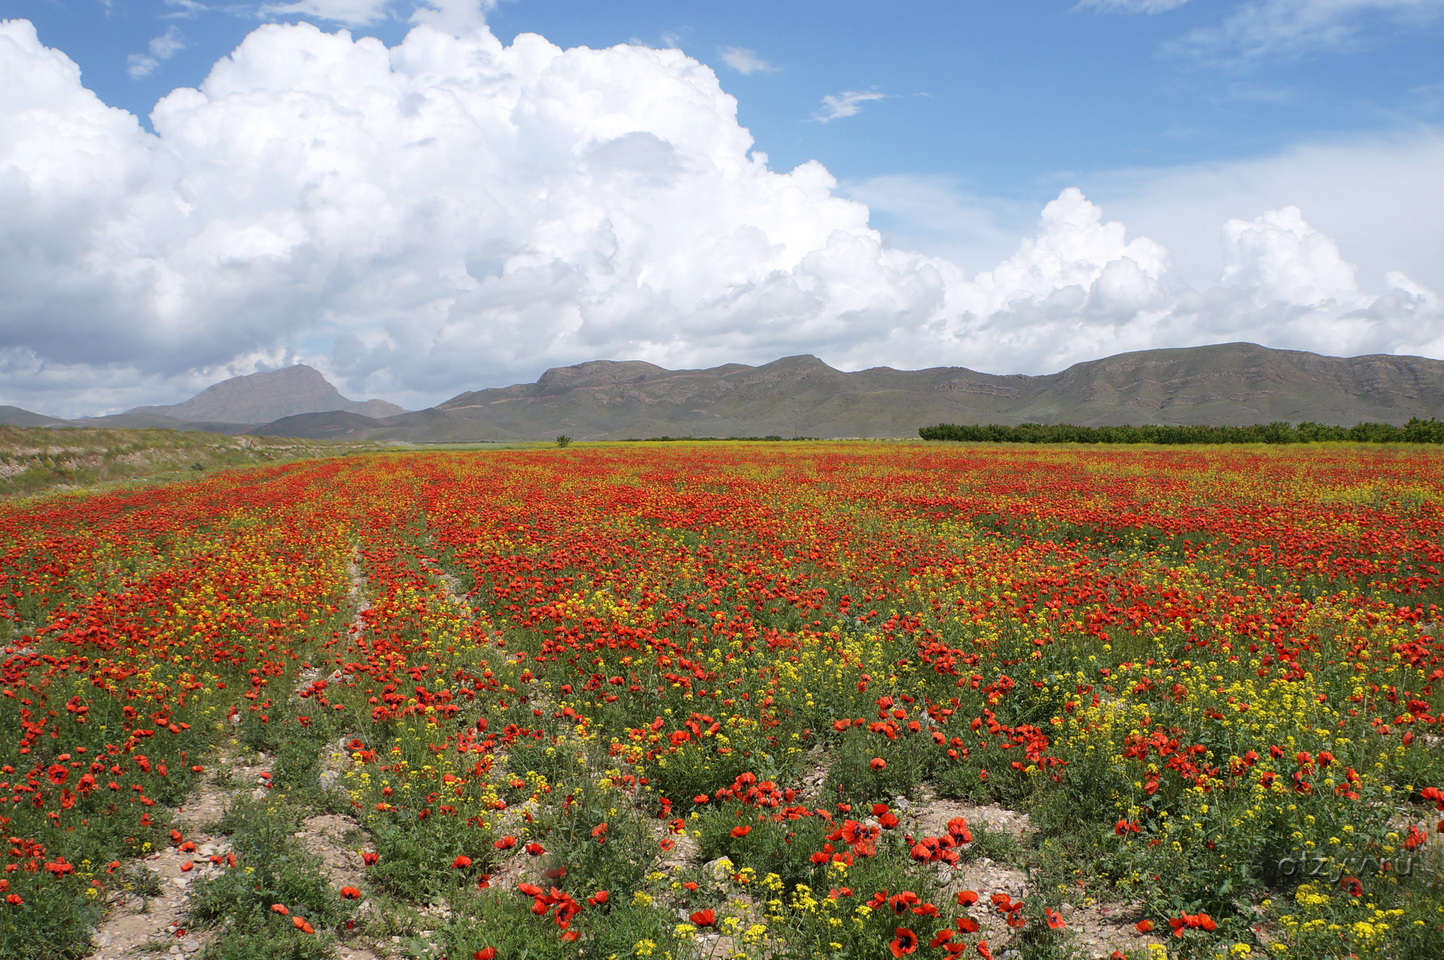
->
[1082,130,1444,293]
[0,16,1439,416]
[1219,205,1360,307]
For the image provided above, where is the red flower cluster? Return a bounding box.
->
[515,882,594,942]
[1168,912,1217,937]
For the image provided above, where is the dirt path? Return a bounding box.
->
[901,789,1163,959]
[88,544,386,960]
[86,751,269,959]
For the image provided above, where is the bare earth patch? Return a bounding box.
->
[87,773,234,958]
[297,814,370,890]
[899,789,1162,960]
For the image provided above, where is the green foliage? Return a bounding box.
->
[0,425,372,499]
[0,874,102,960]
[822,728,936,806]
[537,783,654,899]
[441,892,680,960]
[196,906,337,960]
[919,417,1444,444]
[364,815,494,902]
[189,797,351,933]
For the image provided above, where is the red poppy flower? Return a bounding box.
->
[870,758,887,771]
[340,886,362,900]
[730,826,751,838]
[587,890,609,905]
[453,855,473,869]
[887,892,921,914]
[271,904,290,916]
[494,836,517,850]
[1046,908,1065,929]
[888,927,919,957]
[956,890,978,907]
[659,837,676,851]
[474,950,496,960]
[5,894,23,906]
[956,916,980,934]
[1135,920,1153,933]
[524,843,545,857]
[690,909,715,926]
[361,852,379,865]
[977,942,994,960]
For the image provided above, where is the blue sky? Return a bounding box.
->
[21,1,1444,199]
[2,0,1443,413]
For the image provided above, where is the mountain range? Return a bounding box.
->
[3,343,1443,441]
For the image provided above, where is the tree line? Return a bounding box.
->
[918,419,1444,444]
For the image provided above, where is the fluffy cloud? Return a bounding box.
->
[1083,130,1444,293]
[1219,205,1358,307]
[928,196,1443,374]
[0,16,1439,416]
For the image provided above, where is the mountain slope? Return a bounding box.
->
[0,406,70,428]
[247,343,1444,442]
[125,365,406,425]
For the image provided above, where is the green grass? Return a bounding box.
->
[0,426,376,498]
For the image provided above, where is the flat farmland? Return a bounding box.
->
[3,443,1444,960]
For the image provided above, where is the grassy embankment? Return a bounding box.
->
[0,426,376,498]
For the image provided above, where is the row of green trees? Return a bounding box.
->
[919,418,1444,444]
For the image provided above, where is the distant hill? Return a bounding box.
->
[2,365,406,434]
[244,343,1444,442]
[0,406,70,428]
[122,365,405,426]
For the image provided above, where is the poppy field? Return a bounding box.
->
[4,442,1444,960]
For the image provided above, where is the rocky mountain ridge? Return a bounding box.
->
[259,343,1444,441]
[4,344,1442,441]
